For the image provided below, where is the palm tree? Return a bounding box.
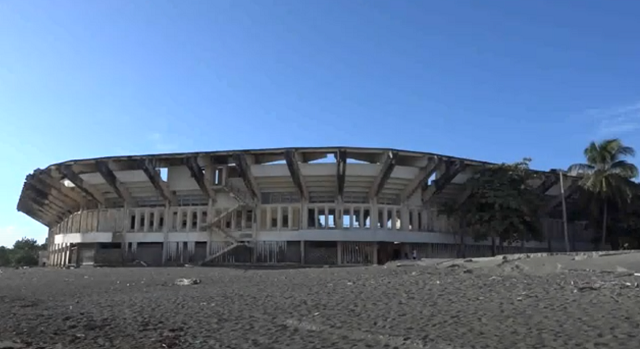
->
[568,139,639,249]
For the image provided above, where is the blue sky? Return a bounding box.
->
[1,0,640,246]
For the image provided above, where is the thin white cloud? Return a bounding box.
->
[587,101,640,136]
[147,132,178,152]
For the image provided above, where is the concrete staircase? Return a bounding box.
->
[200,179,256,263]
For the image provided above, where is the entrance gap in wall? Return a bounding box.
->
[159,168,168,181]
[427,172,436,185]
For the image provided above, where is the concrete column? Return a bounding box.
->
[63,244,68,266]
[134,209,141,232]
[300,240,305,264]
[52,244,58,266]
[77,211,83,233]
[392,208,397,231]
[337,241,342,265]
[241,209,246,230]
[383,206,388,230]
[277,206,282,231]
[349,206,354,228]
[401,207,410,231]
[161,203,171,264]
[231,210,237,231]
[255,206,261,231]
[324,205,329,229]
[221,166,228,186]
[359,206,364,229]
[421,208,429,231]
[372,242,378,264]
[370,200,378,229]
[301,202,308,229]
[144,209,150,232]
[314,207,319,229]
[266,206,272,230]
[252,206,258,245]
[153,208,160,232]
[337,202,344,228]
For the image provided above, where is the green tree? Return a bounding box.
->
[568,139,639,249]
[11,237,40,266]
[0,246,13,266]
[439,158,545,256]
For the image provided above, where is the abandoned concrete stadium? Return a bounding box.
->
[17,147,593,267]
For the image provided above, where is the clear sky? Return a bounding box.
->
[1,0,640,247]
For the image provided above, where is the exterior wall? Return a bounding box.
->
[304,241,338,265]
[50,204,593,245]
[44,161,595,267]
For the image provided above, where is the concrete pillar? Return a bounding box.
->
[372,242,378,265]
[421,208,429,231]
[134,209,140,232]
[370,200,378,229]
[161,203,171,264]
[231,210,237,231]
[251,205,262,231]
[64,244,70,266]
[77,211,83,233]
[336,203,343,228]
[324,205,329,229]
[401,207,410,231]
[337,241,342,265]
[349,206,354,228]
[186,208,192,231]
[252,207,258,255]
[52,244,58,266]
[313,207,319,229]
[277,206,282,231]
[383,206,388,230]
[144,209,150,232]
[300,240,305,264]
[153,208,160,232]
[266,206,272,230]
[302,202,308,229]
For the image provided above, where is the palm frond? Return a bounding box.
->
[609,160,639,179]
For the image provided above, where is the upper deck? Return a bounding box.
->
[16,146,577,227]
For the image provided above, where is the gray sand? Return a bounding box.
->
[1,254,640,349]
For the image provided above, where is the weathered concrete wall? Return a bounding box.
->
[339,242,375,264]
[285,241,302,263]
[78,243,96,266]
[192,242,207,264]
[304,241,337,265]
[95,247,124,265]
[134,242,163,266]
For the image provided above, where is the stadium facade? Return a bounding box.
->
[16,147,593,267]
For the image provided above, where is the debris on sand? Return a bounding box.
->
[133,260,148,267]
[174,278,201,286]
[571,279,639,293]
[0,340,25,348]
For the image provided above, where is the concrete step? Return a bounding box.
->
[200,204,240,231]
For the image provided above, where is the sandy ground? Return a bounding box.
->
[1,254,640,349]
